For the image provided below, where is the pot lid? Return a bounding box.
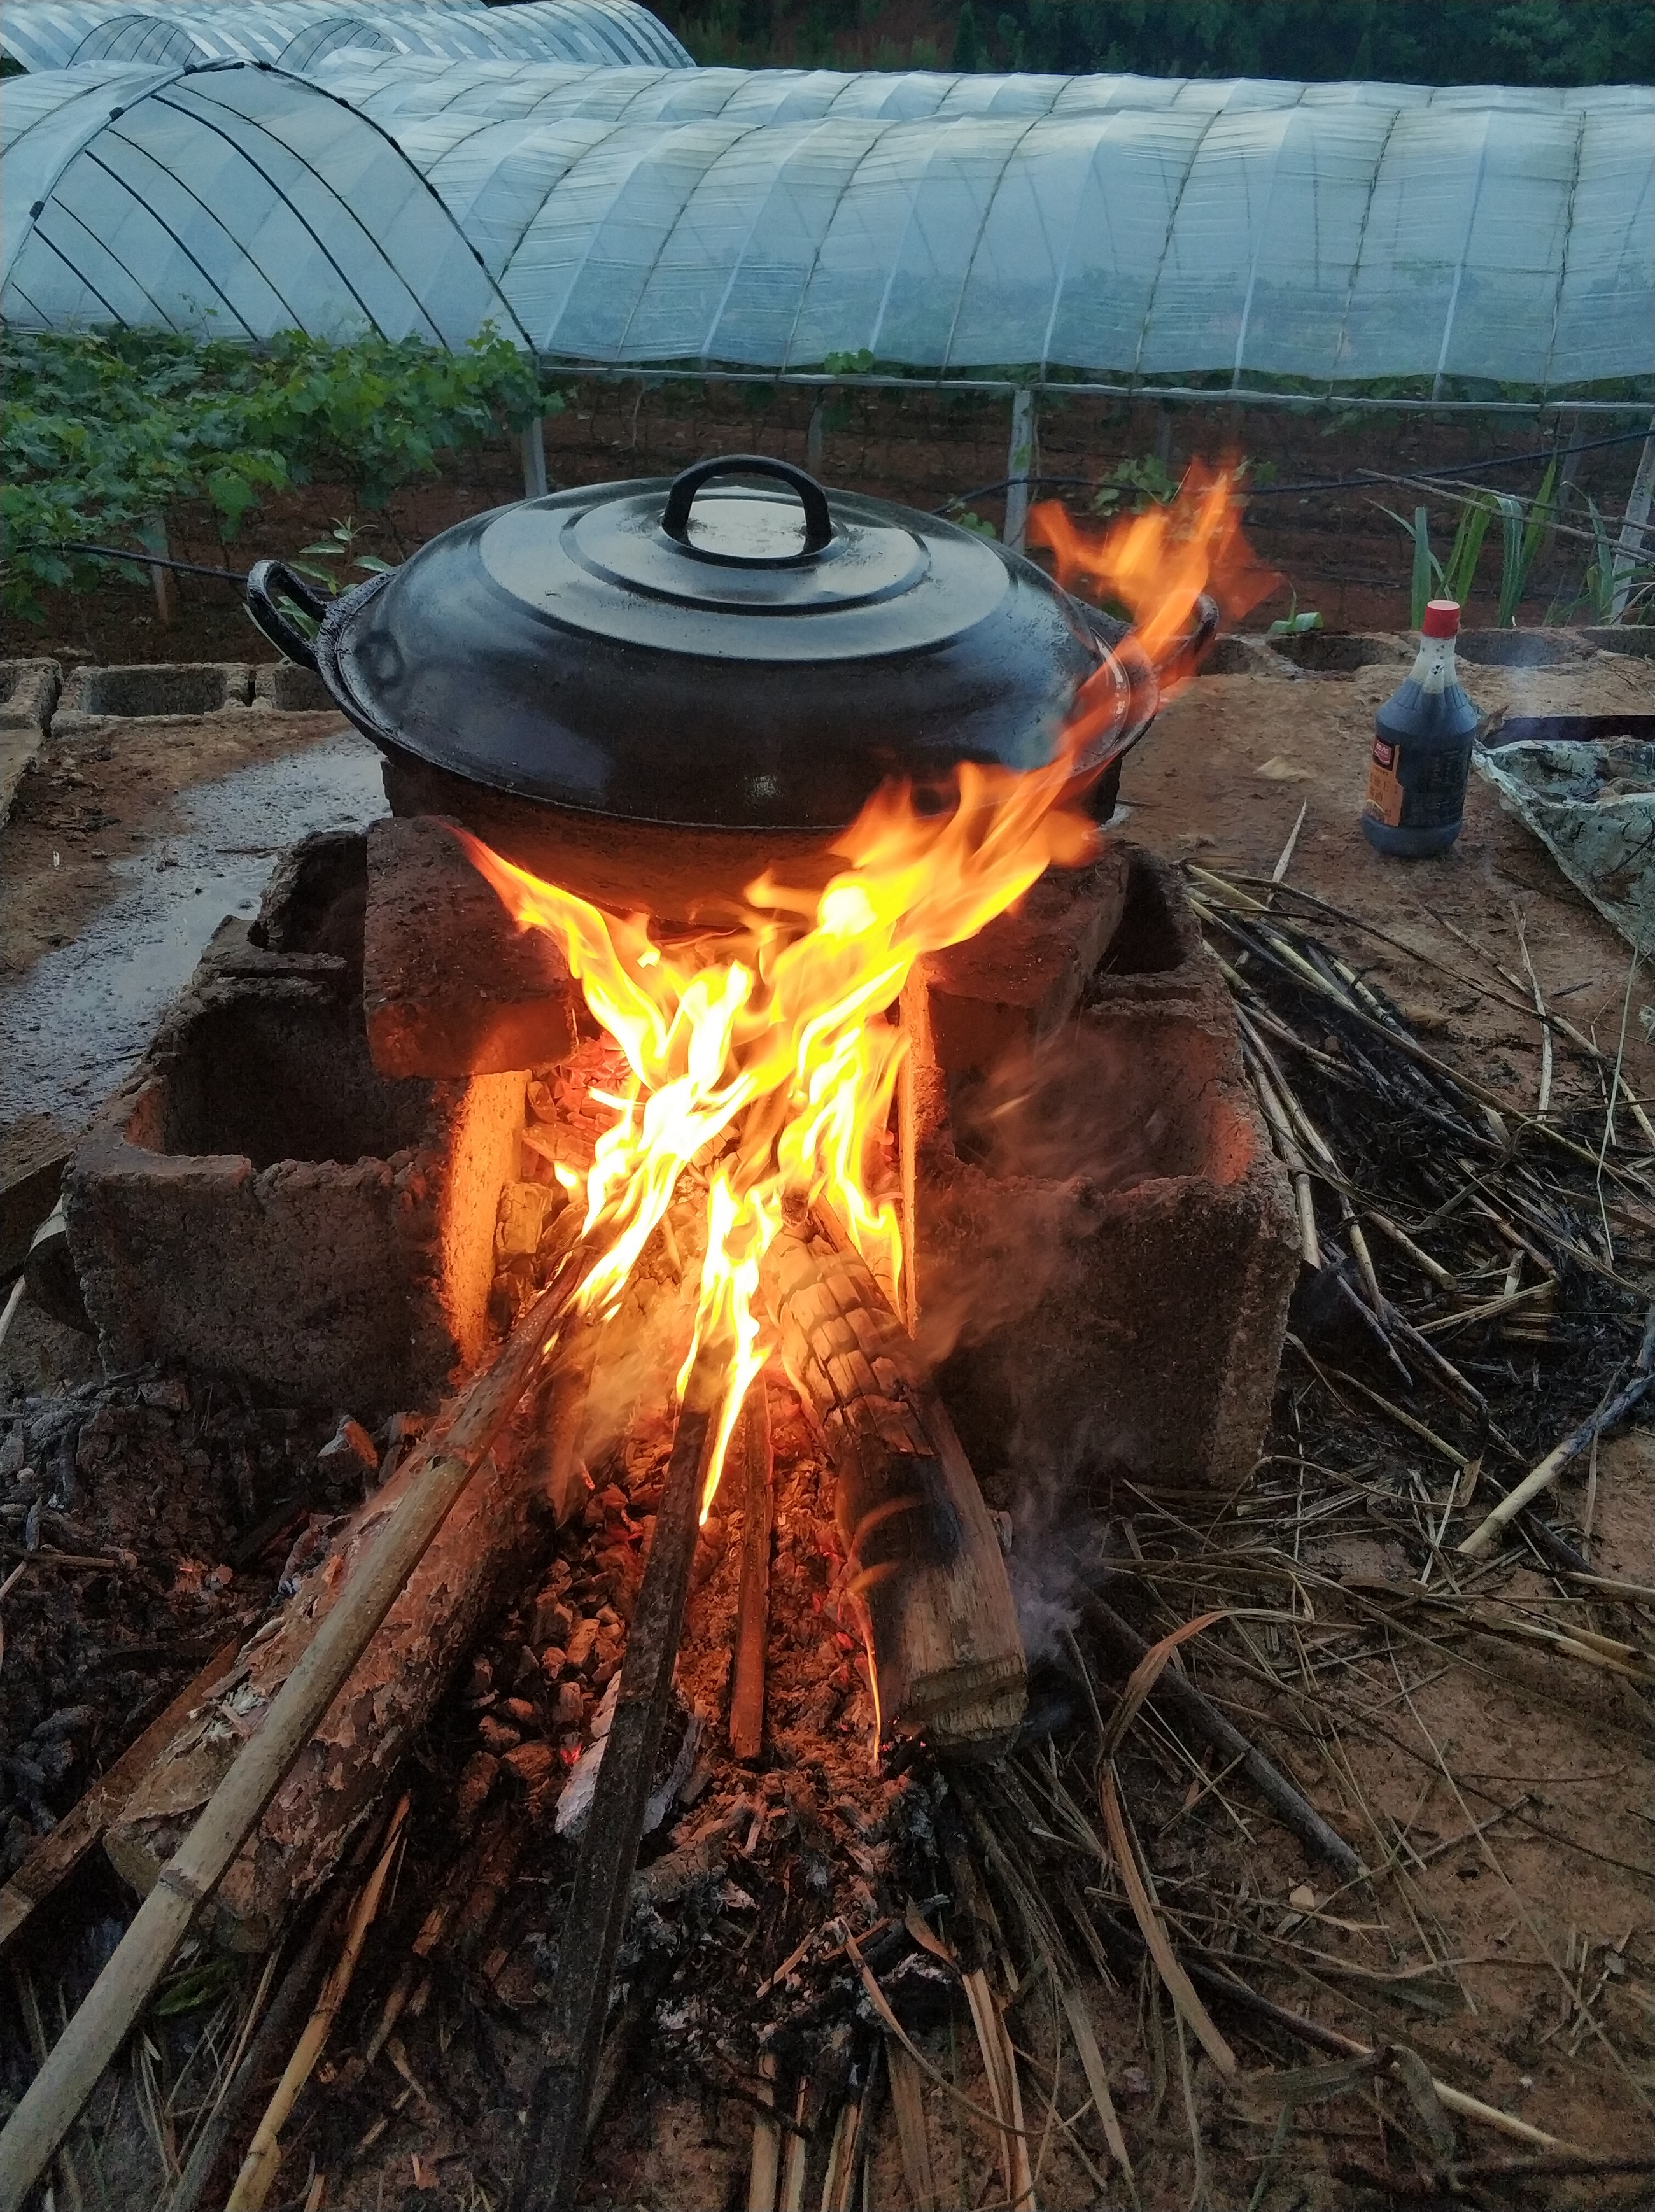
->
[475,453,1006,658]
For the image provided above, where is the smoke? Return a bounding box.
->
[915,1014,1202,1375]
[1000,1401,1129,1665]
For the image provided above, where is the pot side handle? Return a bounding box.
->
[661,453,835,556]
[246,559,331,672]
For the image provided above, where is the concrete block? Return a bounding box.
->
[52,662,253,742]
[917,849,1130,1076]
[1198,637,1293,677]
[250,826,367,972]
[1261,632,1411,676]
[913,845,1298,1502]
[363,815,578,1079]
[250,658,353,741]
[0,657,60,826]
[64,836,523,1414]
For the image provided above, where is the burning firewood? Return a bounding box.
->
[763,1215,1026,1757]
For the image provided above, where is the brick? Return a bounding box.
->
[363,815,578,1079]
[916,848,1130,1074]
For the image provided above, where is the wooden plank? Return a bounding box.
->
[728,1384,773,1761]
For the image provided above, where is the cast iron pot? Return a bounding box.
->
[248,453,1211,920]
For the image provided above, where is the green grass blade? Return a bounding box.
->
[1491,491,1525,626]
[1586,495,1615,622]
[1442,496,1491,609]
[1409,505,1433,628]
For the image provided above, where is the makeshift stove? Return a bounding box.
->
[18,460,1301,2210]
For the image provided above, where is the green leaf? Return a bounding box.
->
[1442,496,1493,610]
[1490,490,1526,626]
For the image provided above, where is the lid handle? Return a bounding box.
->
[661,453,835,558]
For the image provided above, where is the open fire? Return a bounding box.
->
[458,466,1270,1523]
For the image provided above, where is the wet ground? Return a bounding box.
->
[0,714,385,1150]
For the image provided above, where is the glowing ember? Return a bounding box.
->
[458,467,1269,1514]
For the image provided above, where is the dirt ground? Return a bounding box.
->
[1,623,1651,2209]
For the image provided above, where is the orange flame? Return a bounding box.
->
[1029,457,1278,667]
[460,466,1262,1518]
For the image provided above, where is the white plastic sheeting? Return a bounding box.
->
[2,57,1649,391]
[0,62,523,342]
[0,1,691,74]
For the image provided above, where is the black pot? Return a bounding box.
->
[248,454,1206,919]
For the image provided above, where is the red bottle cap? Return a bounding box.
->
[1421,600,1460,638]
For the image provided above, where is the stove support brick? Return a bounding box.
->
[64,835,525,1416]
[907,846,1297,1502]
[363,814,578,1079]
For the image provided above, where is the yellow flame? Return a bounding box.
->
[458,467,1258,1522]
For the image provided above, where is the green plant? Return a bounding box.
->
[1088,453,1180,518]
[1265,592,1322,637]
[291,516,400,589]
[1383,458,1557,630]
[940,500,998,539]
[1,327,555,621]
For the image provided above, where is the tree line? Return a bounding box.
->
[651,1,1651,83]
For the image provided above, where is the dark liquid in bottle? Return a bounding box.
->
[1362,640,1481,857]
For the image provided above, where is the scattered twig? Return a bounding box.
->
[1458,1304,1655,1556]
[1078,1595,1366,1882]
[225,1797,409,2210]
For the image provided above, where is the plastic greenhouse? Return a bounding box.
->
[1,38,1649,407]
[0,1,693,74]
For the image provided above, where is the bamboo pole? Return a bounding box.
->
[0,1265,579,2212]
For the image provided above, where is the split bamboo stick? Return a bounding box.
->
[729,1384,774,1761]
[1458,1306,1655,1557]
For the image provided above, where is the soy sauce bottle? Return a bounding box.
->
[1361,600,1482,856]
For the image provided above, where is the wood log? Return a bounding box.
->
[761,1217,1025,1756]
[102,1308,591,1952]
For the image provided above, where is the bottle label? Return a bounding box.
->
[1365,738,1405,828]
[1364,734,1468,832]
